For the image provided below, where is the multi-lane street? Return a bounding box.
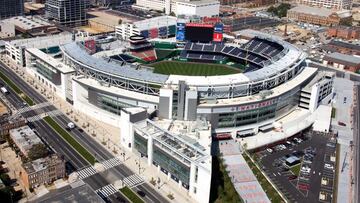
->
[0,62,168,203]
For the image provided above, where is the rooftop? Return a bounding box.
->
[9,126,43,154]
[26,48,75,74]
[22,154,64,174]
[2,16,52,30]
[133,16,177,31]
[289,5,340,17]
[135,119,211,166]
[327,40,360,52]
[324,52,360,66]
[6,33,73,49]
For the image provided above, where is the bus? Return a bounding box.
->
[0,87,9,94]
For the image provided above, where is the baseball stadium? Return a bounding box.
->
[19,21,335,202]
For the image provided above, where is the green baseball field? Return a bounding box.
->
[150,61,241,76]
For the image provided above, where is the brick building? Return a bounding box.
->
[327,27,360,40]
[287,5,351,26]
[320,40,360,55]
[21,154,66,189]
[323,52,360,72]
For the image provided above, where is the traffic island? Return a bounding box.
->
[119,186,144,203]
[43,116,96,165]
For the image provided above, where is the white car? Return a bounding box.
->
[67,122,76,129]
[266,148,273,153]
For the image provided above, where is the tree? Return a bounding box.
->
[0,173,11,186]
[28,144,49,161]
[0,186,13,203]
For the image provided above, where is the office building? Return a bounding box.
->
[45,0,88,27]
[0,0,24,19]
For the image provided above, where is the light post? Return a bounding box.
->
[135,157,141,174]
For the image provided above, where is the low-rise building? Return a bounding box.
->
[287,5,351,26]
[320,40,360,55]
[323,52,360,72]
[0,21,16,39]
[327,27,360,40]
[9,126,43,157]
[115,16,177,40]
[175,0,220,18]
[1,16,59,37]
[21,154,66,189]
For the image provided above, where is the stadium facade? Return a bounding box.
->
[7,29,334,203]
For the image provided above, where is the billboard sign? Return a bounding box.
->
[176,22,186,41]
[214,23,224,33]
[213,33,223,42]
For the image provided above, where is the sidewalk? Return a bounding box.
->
[1,54,195,203]
[331,77,354,203]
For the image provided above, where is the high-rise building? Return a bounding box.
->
[297,0,352,10]
[0,0,24,19]
[45,0,88,27]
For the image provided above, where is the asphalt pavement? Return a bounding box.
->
[0,63,168,203]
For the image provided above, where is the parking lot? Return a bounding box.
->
[255,131,337,202]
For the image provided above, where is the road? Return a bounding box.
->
[0,63,168,203]
[354,84,360,203]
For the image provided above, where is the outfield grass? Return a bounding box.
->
[151,61,240,76]
[119,187,144,203]
[43,116,96,165]
[0,71,34,106]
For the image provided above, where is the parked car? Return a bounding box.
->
[288,175,298,180]
[338,121,346,126]
[266,148,273,153]
[324,164,334,170]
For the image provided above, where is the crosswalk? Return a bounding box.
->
[123,174,144,188]
[26,110,62,122]
[76,166,97,180]
[95,184,118,198]
[16,102,52,114]
[102,157,122,170]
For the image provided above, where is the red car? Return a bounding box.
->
[338,121,346,126]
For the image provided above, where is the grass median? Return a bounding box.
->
[119,186,144,203]
[43,116,96,165]
[0,70,34,106]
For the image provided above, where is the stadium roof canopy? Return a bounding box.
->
[61,42,169,84]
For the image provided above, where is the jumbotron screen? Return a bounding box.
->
[185,23,214,42]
